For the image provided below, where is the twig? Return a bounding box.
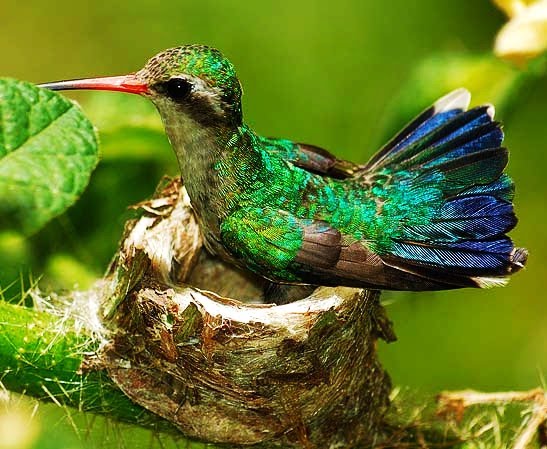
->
[437,388,547,449]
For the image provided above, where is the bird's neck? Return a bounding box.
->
[163,112,267,235]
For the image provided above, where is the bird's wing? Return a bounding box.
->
[219,206,470,290]
[220,206,343,283]
[260,136,360,178]
[291,143,360,178]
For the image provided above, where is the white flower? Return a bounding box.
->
[493,0,547,63]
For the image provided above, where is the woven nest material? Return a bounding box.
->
[100,178,395,448]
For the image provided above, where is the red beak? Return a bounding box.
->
[37,74,148,95]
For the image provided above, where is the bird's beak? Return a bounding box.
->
[37,74,148,95]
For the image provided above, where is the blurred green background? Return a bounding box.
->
[1,0,546,447]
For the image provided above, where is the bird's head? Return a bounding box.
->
[39,45,244,127]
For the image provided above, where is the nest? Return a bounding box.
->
[99,178,395,448]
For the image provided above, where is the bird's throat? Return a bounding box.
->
[160,107,261,246]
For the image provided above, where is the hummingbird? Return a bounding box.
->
[39,45,528,292]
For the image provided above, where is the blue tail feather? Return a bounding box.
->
[402,196,516,242]
[385,109,462,160]
[367,103,500,172]
[400,108,501,169]
[366,89,527,285]
[432,147,509,195]
[455,174,514,202]
[420,121,503,169]
[390,238,514,274]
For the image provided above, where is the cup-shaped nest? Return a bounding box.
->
[100,178,394,448]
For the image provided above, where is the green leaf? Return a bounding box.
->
[0,78,99,235]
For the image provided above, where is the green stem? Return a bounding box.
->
[0,300,177,433]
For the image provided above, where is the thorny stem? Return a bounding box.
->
[438,388,547,449]
[0,300,178,434]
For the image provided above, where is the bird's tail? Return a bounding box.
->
[363,89,527,288]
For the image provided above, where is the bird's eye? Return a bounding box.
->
[164,78,193,101]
